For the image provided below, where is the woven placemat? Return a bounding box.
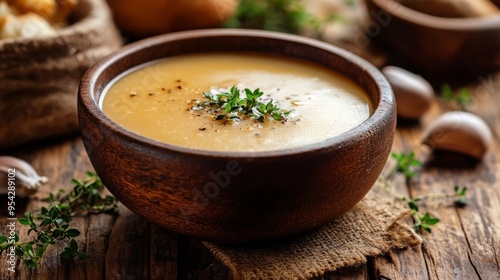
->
[204,189,422,279]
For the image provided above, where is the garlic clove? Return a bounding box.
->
[0,156,48,197]
[423,111,493,159]
[382,66,434,119]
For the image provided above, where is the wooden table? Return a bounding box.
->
[2,33,500,280]
[2,70,500,279]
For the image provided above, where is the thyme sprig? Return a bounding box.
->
[386,152,440,233]
[403,197,440,233]
[389,152,440,233]
[200,86,291,123]
[0,172,118,269]
[453,185,468,207]
[391,151,421,180]
[381,152,469,234]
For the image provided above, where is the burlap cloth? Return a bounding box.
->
[204,187,422,279]
[0,0,122,149]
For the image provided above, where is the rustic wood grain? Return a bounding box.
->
[404,130,482,279]
[410,78,500,280]
[371,131,430,280]
[179,237,231,280]
[2,39,500,280]
[85,214,117,279]
[150,224,178,279]
[2,75,500,279]
[369,70,500,280]
[105,206,150,280]
[0,136,93,279]
[320,265,368,280]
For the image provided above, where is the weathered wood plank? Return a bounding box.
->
[150,224,178,279]
[412,154,496,279]
[1,62,500,280]
[85,214,117,279]
[0,137,91,279]
[66,216,89,279]
[179,237,231,280]
[105,206,150,280]
[369,67,500,280]
[370,128,429,280]
[371,247,429,280]
[394,75,500,279]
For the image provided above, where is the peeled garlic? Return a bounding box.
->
[382,66,434,119]
[423,112,493,159]
[0,156,48,197]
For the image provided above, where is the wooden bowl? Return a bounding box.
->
[364,0,500,78]
[78,29,396,244]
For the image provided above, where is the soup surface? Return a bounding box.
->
[101,53,371,152]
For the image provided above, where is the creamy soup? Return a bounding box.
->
[101,53,371,152]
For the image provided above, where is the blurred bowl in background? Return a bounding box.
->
[364,0,500,79]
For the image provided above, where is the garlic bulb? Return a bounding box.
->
[423,112,493,159]
[0,156,48,197]
[382,66,434,119]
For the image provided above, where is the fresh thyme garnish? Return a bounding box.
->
[441,84,472,110]
[198,86,291,123]
[0,172,118,269]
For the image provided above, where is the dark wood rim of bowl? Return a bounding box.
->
[370,0,500,31]
[79,29,394,159]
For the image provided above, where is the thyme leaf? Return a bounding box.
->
[453,185,468,207]
[391,151,421,180]
[402,197,440,233]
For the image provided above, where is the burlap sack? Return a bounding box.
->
[0,0,122,148]
[204,189,422,279]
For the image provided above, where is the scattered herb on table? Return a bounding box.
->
[453,185,468,207]
[391,151,421,180]
[441,84,472,110]
[402,197,440,233]
[194,86,291,123]
[378,152,471,234]
[0,172,118,269]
